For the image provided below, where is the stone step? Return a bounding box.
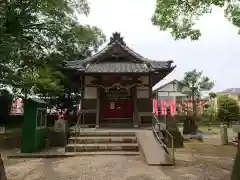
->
[65,143,139,152]
[7,151,140,158]
[68,136,137,144]
[72,131,136,137]
[70,151,140,156]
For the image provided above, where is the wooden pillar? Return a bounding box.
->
[149,75,154,126]
[81,76,85,109]
[95,87,100,128]
[133,87,138,128]
[149,75,152,99]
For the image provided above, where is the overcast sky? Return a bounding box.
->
[79,0,240,92]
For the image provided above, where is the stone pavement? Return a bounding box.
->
[136,131,173,165]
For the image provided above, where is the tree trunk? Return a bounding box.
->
[192,93,198,124]
[231,135,240,180]
[208,114,212,131]
[183,93,198,134]
[0,154,7,180]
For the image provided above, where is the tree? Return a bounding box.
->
[180,69,214,134]
[217,95,240,127]
[0,90,13,125]
[207,92,217,130]
[231,146,240,180]
[0,0,106,98]
[151,0,240,40]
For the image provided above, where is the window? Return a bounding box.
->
[36,108,47,129]
[176,96,185,104]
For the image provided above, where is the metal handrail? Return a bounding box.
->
[74,110,84,152]
[74,109,97,152]
[152,114,175,163]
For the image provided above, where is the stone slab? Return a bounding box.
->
[65,143,138,152]
[47,131,67,147]
[232,125,240,133]
[68,136,137,144]
[136,131,173,166]
[76,131,135,137]
[7,151,140,159]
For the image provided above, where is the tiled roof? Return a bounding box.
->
[218,88,240,95]
[65,60,174,73]
[64,60,85,71]
[85,62,149,73]
[146,60,173,70]
[64,32,175,73]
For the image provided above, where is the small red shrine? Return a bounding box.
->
[64,32,175,127]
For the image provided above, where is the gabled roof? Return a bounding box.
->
[152,79,180,92]
[64,32,175,74]
[217,88,240,95]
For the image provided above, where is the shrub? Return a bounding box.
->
[217,95,240,125]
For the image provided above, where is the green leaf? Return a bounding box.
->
[152,0,240,40]
[0,0,106,97]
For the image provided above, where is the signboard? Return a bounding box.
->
[54,120,67,132]
[110,102,115,110]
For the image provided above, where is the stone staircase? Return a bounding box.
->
[65,131,139,155]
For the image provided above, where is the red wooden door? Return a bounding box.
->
[103,99,133,119]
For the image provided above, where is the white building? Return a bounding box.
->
[152,79,186,103]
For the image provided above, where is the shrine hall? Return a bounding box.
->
[64,32,176,128]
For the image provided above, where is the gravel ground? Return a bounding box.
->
[4,156,172,180]
[3,128,237,180]
[162,144,236,180]
[3,145,236,180]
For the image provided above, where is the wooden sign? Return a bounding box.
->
[110,102,115,109]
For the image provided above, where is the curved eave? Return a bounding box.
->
[60,67,85,76]
[151,65,176,87]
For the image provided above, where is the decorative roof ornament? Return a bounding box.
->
[108,32,126,46]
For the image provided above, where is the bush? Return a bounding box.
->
[217,95,240,126]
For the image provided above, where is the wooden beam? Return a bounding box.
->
[133,87,138,128]
[96,88,100,128]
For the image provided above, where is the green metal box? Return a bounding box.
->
[21,98,47,153]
